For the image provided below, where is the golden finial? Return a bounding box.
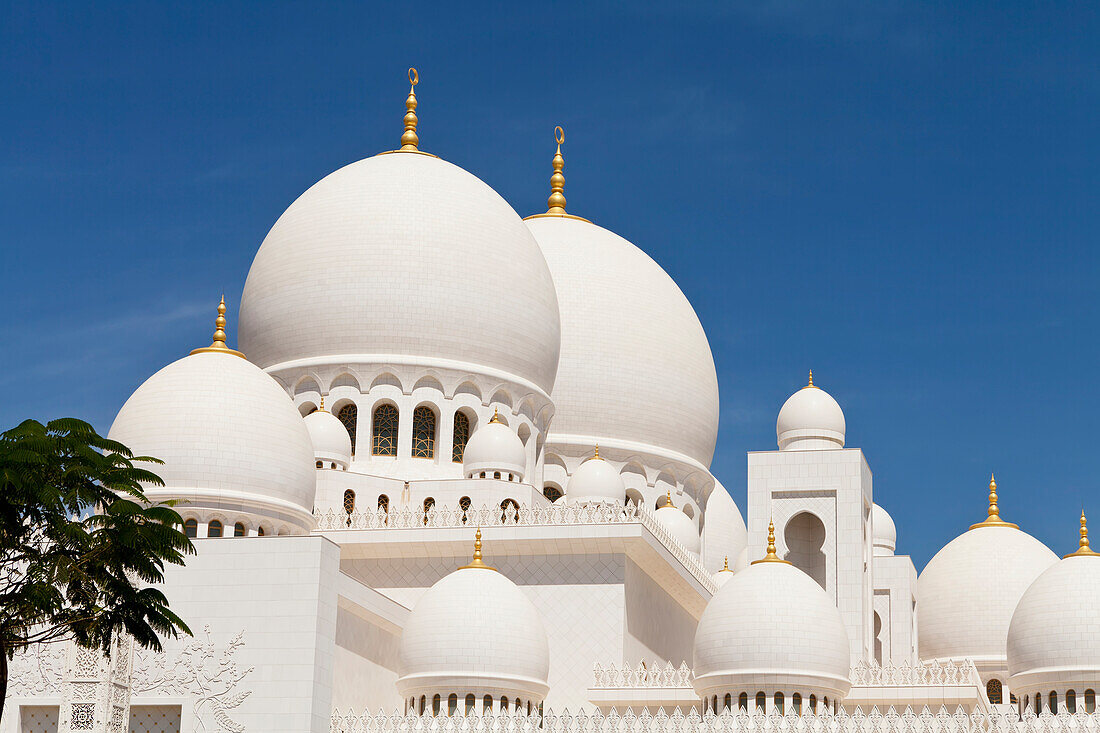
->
[593,444,600,460]
[1065,509,1100,558]
[664,488,674,508]
[399,68,420,151]
[460,527,497,570]
[546,126,567,214]
[489,407,503,424]
[752,519,792,565]
[722,556,730,572]
[807,370,817,389]
[190,295,245,358]
[319,395,326,412]
[969,473,1019,529]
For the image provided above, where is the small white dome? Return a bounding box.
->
[462,415,527,481]
[397,533,550,703]
[303,404,352,469]
[108,344,317,532]
[714,557,736,587]
[565,450,625,504]
[917,484,1057,669]
[732,547,751,574]
[776,374,845,451]
[693,558,851,701]
[654,496,701,555]
[872,503,897,556]
[702,481,748,574]
[526,215,719,469]
[1007,516,1100,697]
[240,151,561,395]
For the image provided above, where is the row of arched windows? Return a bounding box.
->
[406,694,535,717]
[339,492,520,524]
[335,404,473,462]
[182,518,267,538]
[704,692,834,715]
[1027,689,1097,714]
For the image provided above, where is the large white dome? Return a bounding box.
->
[693,557,851,702]
[525,215,719,469]
[1007,516,1100,697]
[916,487,1057,670]
[239,151,561,395]
[108,348,317,532]
[397,533,550,703]
[776,375,845,450]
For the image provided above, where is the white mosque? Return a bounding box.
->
[6,70,1100,733]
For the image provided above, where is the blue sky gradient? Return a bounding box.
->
[2,1,1097,567]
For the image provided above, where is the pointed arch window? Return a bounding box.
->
[987,679,1003,705]
[412,406,436,458]
[543,485,563,503]
[337,404,358,455]
[372,404,398,456]
[452,411,470,462]
[501,498,519,524]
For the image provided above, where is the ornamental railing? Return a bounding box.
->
[332,706,1100,733]
[849,660,983,688]
[315,502,717,593]
[592,662,694,689]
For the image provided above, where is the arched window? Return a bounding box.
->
[501,498,519,523]
[432,694,440,716]
[755,692,766,710]
[465,694,475,716]
[1036,693,1042,713]
[207,520,223,538]
[183,519,198,538]
[823,696,829,712]
[774,692,784,714]
[337,404,358,455]
[423,497,435,525]
[233,522,246,537]
[483,695,493,712]
[784,511,827,589]
[1086,689,1096,713]
[460,496,471,523]
[500,696,508,712]
[987,678,1003,705]
[809,694,817,713]
[372,404,398,456]
[723,693,732,711]
[452,411,470,462]
[793,693,802,715]
[515,698,521,712]
[494,471,501,480]
[412,406,437,458]
[1050,691,1058,713]
[739,693,748,710]
[257,526,265,537]
[378,494,389,512]
[448,693,457,716]
[1067,689,1077,714]
[343,489,356,514]
[543,485,563,503]
[419,696,425,715]
[316,460,323,469]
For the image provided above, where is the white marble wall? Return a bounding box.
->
[872,554,918,666]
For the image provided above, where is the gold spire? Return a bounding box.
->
[1065,510,1100,558]
[524,126,590,223]
[593,444,601,460]
[721,556,731,572]
[664,488,674,508]
[319,395,326,412]
[752,519,791,565]
[489,408,503,424]
[400,68,419,151]
[459,527,497,571]
[969,473,1019,530]
[807,370,817,389]
[190,295,246,358]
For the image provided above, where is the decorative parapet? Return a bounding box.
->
[331,707,1100,733]
[592,662,694,690]
[315,502,717,593]
[849,660,983,688]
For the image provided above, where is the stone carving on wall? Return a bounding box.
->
[6,642,66,696]
[132,626,254,733]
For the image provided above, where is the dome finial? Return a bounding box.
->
[399,68,420,151]
[722,556,730,572]
[808,369,815,388]
[319,395,325,412]
[190,295,246,358]
[489,407,503,424]
[546,126,567,215]
[1065,509,1100,558]
[593,443,600,460]
[969,473,1019,530]
[664,488,674,508]
[753,518,791,564]
[460,527,497,570]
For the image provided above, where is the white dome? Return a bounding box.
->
[1007,522,1100,696]
[108,350,317,532]
[776,377,845,451]
[397,537,550,702]
[303,406,352,469]
[526,216,719,469]
[702,481,748,574]
[693,559,851,701]
[917,504,1057,668]
[654,498,702,555]
[240,152,561,395]
[462,416,527,481]
[565,452,625,505]
[714,558,736,587]
[872,503,897,557]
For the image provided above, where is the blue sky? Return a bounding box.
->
[1,2,1097,568]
